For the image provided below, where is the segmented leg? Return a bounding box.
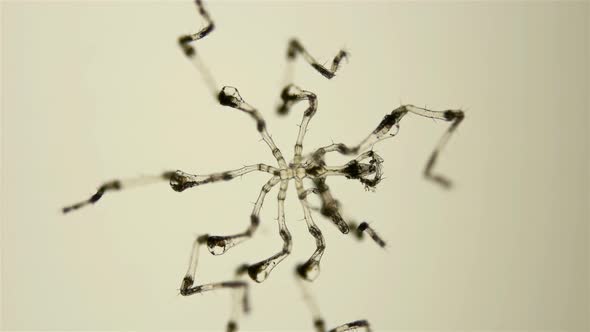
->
[304,181,387,249]
[205,176,281,255]
[275,84,318,164]
[178,0,214,56]
[62,171,175,213]
[295,268,325,332]
[297,187,319,200]
[294,179,325,281]
[178,0,218,96]
[417,107,465,188]
[63,163,278,214]
[247,180,292,283]
[227,264,251,332]
[277,39,346,115]
[311,177,348,234]
[180,236,249,331]
[169,164,277,192]
[349,221,386,248]
[296,267,372,332]
[311,105,464,188]
[284,38,348,80]
[218,86,288,168]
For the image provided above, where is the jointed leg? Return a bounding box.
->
[302,180,387,248]
[295,267,325,332]
[310,105,464,188]
[246,180,292,283]
[311,177,348,234]
[277,39,346,115]
[62,171,175,213]
[169,164,277,192]
[178,0,214,56]
[385,105,464,188]
[63,163,278,216]
[295,267,372,332]
[227,264,251,332]
[218,86,288,168]
[275,84,318,164]
[180,236,249,331]
[284,38,348,80]
[309,115,401,162]
[349,221,386,248]
[295,179,325,281]
[406,106,465,188]
[178,0,218,97]
[206,176,281,255]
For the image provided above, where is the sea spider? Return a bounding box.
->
[63,1,464,331]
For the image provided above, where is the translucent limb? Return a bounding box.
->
[414,107,465,188]
[284,38,348,81]
[310,105,464,188]
[227,264,251,332]
[218,86,288,168]
[178,0,218,96]
[295,267,372,332]
[247,180,291,283]
[294,179,325,281]
[350,221,386,248]
[302,184,387,248]
[180,236,249,331]
[309,115,400,162]
[276,39,347,115]
[297,187,320,200]
[275,84,318,164]
[295,268,325,332]
[205,176,280,256]
[169,164,277,192]
[62,171,175,213]
[178,0,214,55]
[308,177,348,234]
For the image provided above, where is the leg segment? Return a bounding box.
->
[218,86,288,168]
[311,177,348,234]
[301,180,387,249]
[277,39,346,115]
[178,0,214,56]
[227,264,251,332]
[246,180,291,283]
[275,84,318,164]
[295,267,372,332]
[169,164,277,192]
[310,105,464,188]
[349,221,386,248]
[412,106,465,188]
[309,114,401,162]
[206,176,281,255]
[178,0,218,96]
[295,267,325,332]
[285,38,347,80]
[180,236,249,331]
[62,171,175,213]
[294,179,325,281]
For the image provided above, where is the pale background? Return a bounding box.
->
[1,1,588,331]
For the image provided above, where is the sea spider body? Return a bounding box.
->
[63,1,465,331]
[168,85,386,284]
